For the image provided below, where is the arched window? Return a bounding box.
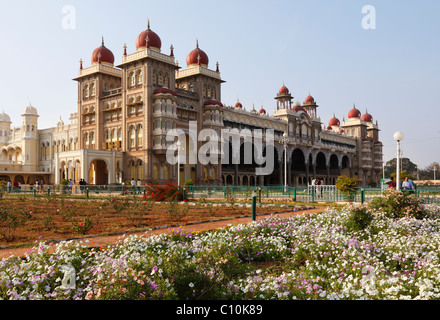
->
[164,73,169,87]
[137,70,143,84]
[129,126,136,148]
[129,72,135,86]
[117,128,122,147]
[84,132,89,148]
[137,160,143,180]
[153,164,159,180]
[83,84,89,98]
[90,83,96,96]
[152,70,157,85]
[163,165,169,180]
[158,71,163,86]
[137,124,143,146]
[130,160,136,179]
[90,132,95,149]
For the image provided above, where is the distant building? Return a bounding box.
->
[0,22,383,187]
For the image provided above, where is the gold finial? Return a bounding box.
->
[196,39,199,49]
[147,19,150,29]
[102,36,104,46]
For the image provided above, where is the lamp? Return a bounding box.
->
[283,132,288,192]
[393,131,404,190]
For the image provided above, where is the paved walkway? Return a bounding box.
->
[0,207,325,260]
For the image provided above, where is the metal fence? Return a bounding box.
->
[1,184,440,204]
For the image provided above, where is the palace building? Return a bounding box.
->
[0,22,383,187]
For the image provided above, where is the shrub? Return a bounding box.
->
[70,214,94,235]
[0,205,31,241]
[368,188,426,219]
[145,182,185,202]
[336,176,360,201]
[165,199,189,221]
[344,204,374,231]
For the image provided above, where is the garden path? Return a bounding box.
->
[0,207,325,260]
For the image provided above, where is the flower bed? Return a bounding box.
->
[2,196,440,300]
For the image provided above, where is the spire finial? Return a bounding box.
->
[102,36,104,46]
[123,43,127,56]
[147,19,150,29]
[79,58,83,70]
[196,39,199,49]
[170,44,174,57]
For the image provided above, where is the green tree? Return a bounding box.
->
[418,162,440,180]
[384,158,418,178]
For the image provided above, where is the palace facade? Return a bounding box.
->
[0,22,383,187]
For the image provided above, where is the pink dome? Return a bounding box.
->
[136,22,162,51]
[329,115,340,127]
[187,41,209,67]
[91,38,115,65]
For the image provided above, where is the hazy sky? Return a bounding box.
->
[0,0,439,168]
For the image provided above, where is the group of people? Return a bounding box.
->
[311,177,323,196]
[6,180,21,192]
[386,176,415,192]
[33,180,45,193]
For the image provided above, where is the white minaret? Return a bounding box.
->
[0,111,11,145]
[21,104,39,170]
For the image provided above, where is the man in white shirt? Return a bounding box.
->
[402,176,414,193]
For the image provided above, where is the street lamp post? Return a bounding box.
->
[393,131,404,190]
[283,132,288,192]
[177,140,181,186]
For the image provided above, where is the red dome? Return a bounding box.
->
[259,108,266,114]
[327,125,332,130]
[187,41,209,67]
[136,22,162,51]
[304,95,314,103]
[361,112,373,122]
[329,115,340,127]
[279,85,289,95]
[234,101,243,109]
[204,99,223,107]
[292,102,306,113]
[153,87,177,96]
[348,105,361,119]
[91,39,115,65]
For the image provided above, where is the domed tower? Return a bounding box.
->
[0,111,11,145]
[21,104,39,169]
[274,84,293,110]
[303,93,318,118]
[136,20,162,52]
[91,38,115,66]
[186,40,209,67]
[74,37,121,151]
[328,114,340,131]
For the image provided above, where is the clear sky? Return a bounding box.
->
[0,0,439,168]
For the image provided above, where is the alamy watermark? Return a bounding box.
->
[61,5,76,30]
[165,121,275,176]
[362,5,376,30]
